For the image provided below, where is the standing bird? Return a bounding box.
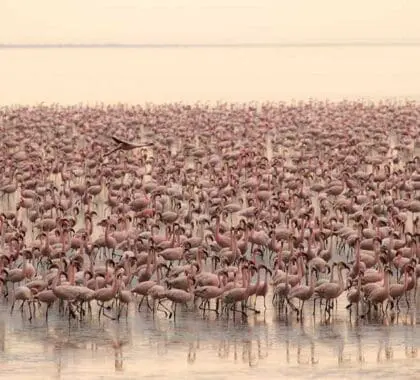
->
[94,272,122,319]
[33,288,58,321]
[313,262,347,315]
[102,136,154,157]
[164,274,195,319]
[11,286,36,320]
[288,267,317,320]
[346,273,363,319]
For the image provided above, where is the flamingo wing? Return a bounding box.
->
[112,135,153,148]
[111,136,127,145]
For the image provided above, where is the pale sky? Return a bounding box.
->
[1,0,420,44]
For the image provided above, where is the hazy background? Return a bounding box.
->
[2,0,420,45]
[1,0,420,105]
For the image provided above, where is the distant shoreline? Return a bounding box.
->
[1,99,419,108]
[1,41,420,49]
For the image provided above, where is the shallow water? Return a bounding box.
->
[1,291,420,380]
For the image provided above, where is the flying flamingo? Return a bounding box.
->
[103,136,154,157]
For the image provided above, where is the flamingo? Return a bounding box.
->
[313,262,347,316]
[33,288,58,321]
[11,285,36,320]
[248,264,272,311]
[346,273,363,319]
[148,263,171,316]
[103,136,154,157]
[222,265,252,317]
[194,270,228,315]
[288,267,317,320]
[93,271,122,319]
[388,264,413,312]
[362,266,393,318]
[164,274,195,319]
[3,251,32,294]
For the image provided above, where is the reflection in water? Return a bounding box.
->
[0,319,5,352]
[2,300,420,379]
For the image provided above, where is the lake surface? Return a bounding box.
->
[0,45,420,105]
[1,292,420,380]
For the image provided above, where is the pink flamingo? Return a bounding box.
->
[164,274,195,319]
[288,267,317,320]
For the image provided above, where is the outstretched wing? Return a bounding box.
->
[111,136,127,145]
[111,135,153,148]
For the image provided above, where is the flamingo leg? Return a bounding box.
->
[68,302,77,319]
[2,283,8,299]
[312,298,317,315]
[405,292,410,309]
[232,303,247,317]
[157,300,171,317]
[203,299,219,315]
[243,303,260,314]
[361,301,371,319]
[102,305,116,320]
[380,303,385,316]
[299,301,305,320]
[286,298,299,316]
[146,297,153,311]
[172,302,177,319]
[263,295,267,310]
[46,303,52,322]
[28,301,33,321]
[98,302,104,320]
[198,299,207,315]
[138,295,145,311]
[10,299,16,314]
[78,301,85,321]
[396,298,401,312]
[117,303,127,321]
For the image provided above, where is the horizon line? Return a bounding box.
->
[2,41,420,49]
[1,98,420,108]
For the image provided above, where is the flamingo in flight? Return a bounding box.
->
[103,136,154,157]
